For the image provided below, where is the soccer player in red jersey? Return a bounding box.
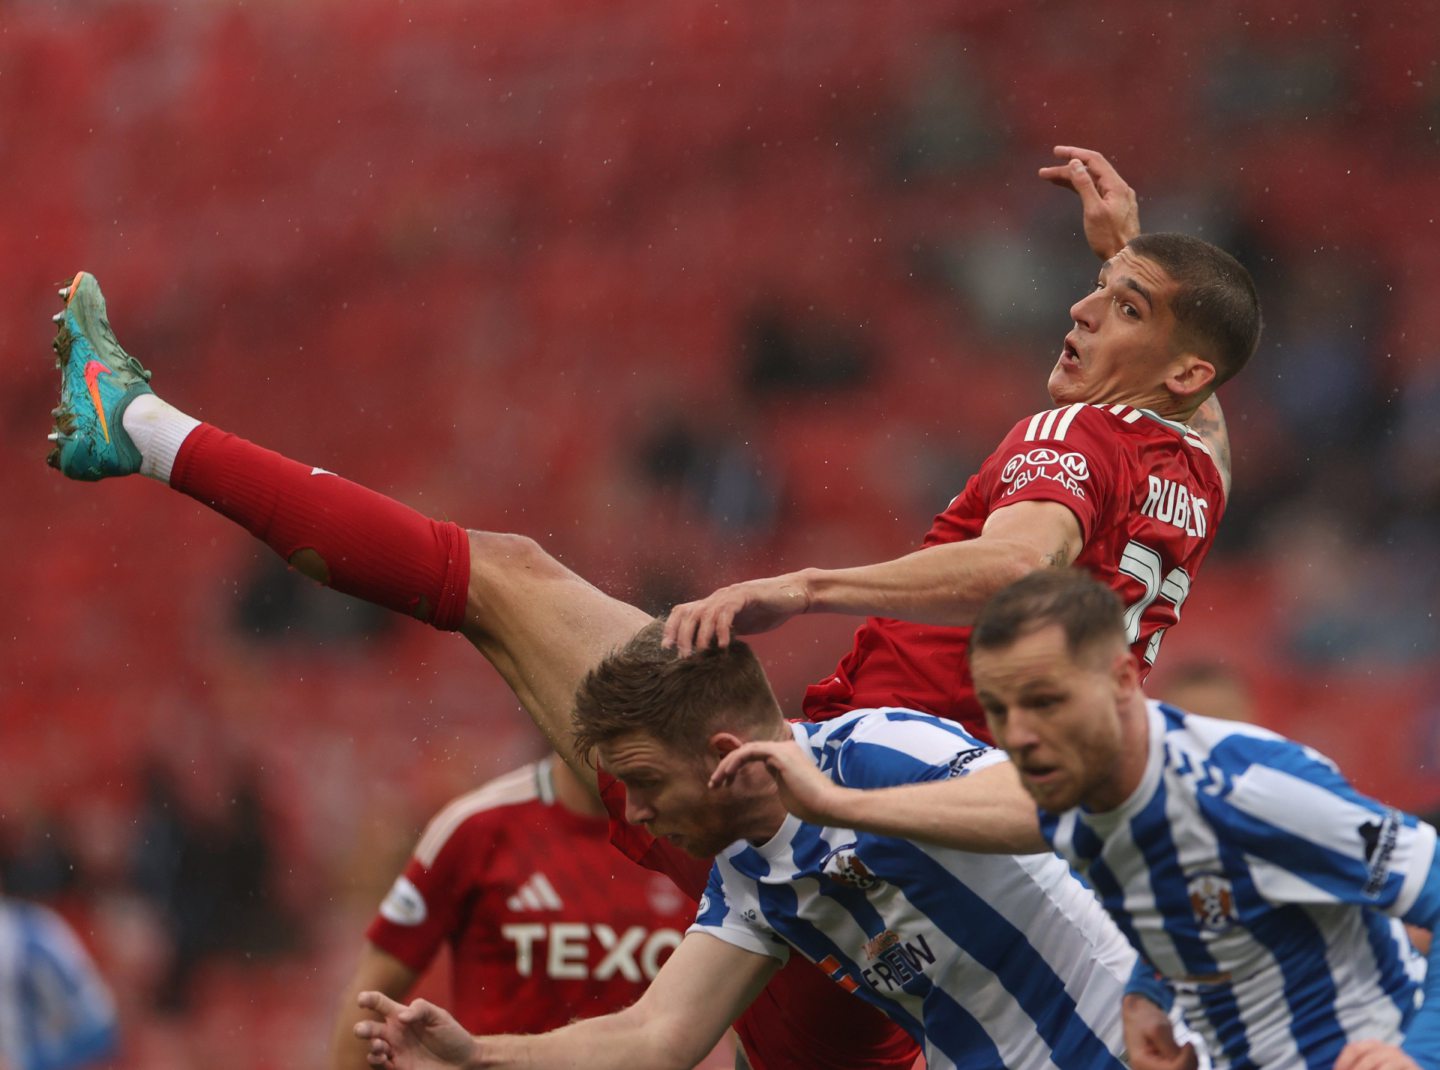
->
[44,147,1258,1070]
[329,755,713,1069]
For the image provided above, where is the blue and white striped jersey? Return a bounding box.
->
[1042,700,1440,1070]
[0,898,118,1070]
[691,709,1135,1070]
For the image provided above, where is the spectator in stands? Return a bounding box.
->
[0,816,81,904]
[131,758,293,1012]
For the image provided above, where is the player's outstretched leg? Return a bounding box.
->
[44,272,647,767]
[45,271,471,628]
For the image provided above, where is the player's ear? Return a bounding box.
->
[709,732,746,759]
[1111,647,1141,697]
[1165,352,1216,399]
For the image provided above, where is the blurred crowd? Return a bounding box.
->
[1,0,1438,1064]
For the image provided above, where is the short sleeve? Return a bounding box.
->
[687,862,790,964]
[1200,733,1439,917]
[366,814,477,971]
[829,711,1006,791]
[981,406,1125,545]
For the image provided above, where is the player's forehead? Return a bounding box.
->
[1102,247,1178,308]
[971,623,1077,690]
[596,730,687,777]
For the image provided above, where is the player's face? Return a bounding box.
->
[1050,248,1184,410]
[598,730,742,858]
[972,623,1130,812]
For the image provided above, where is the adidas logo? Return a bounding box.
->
[506,872,564,912]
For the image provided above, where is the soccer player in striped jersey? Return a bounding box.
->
[328,754,709,1070]
[0,888,119,1070]
[352,621,1137,1070]
[714,570,1440,1070]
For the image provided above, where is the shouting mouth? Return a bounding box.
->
[1059,336,1081,368]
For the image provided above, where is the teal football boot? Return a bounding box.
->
[47,271,153,480]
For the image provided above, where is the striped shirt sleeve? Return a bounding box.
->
[823,710,1006,790]
[687,861,790,963]
[1199,733,1438,915]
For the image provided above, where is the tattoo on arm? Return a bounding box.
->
[1046,531,1082,569]
[1188,396,1232,495]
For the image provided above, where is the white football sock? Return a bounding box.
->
[122,394,200,484]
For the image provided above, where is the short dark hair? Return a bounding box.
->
[1128,232,1262,389]
[972,570,1126,661]
[572,619,785,761]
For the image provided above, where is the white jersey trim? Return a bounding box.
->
[1022,402,1204,445]
[1024,403,1087,442]
[415,762,545,867]
[1397,820,1438,916]
[1027,403,1211,450]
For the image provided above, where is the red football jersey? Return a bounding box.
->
[802,401,1226,736]
[367,759,695,1035]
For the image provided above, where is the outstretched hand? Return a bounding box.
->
[1333,1040,1423,1070]
[1121,995,1197,1070]
[710,740,854,826]
[663,575,810,656]
[1039,145,1141,261]
[354,992,477,1069]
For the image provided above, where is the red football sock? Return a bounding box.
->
[169,424,470,631]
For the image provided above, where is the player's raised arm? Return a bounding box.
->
[664,498,1080,654]
[710,741,1046,854]
[1039,145,1141,261]
[356,932,778,1070]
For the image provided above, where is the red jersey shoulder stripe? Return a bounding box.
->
[1022,402,1086,442]
[415,761,546,867]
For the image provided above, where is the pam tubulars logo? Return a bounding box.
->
[1000,447,1090,500]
